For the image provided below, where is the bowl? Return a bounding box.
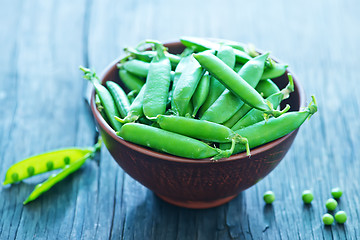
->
[90,41,305,209]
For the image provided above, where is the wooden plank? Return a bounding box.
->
[0,0,360,239]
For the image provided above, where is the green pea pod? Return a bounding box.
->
[80,66,122,131]
[95,94,110,123]
[106,81,131,118]
[180,36,219,52]
[223,79,280,128]
[118,123,233,161]
[118,69,145,92]
[221,96,317,155]
[125,47,180,69]
[22,140,102,204]
[169,54,193,109]
[194,51,281,116]
[180,36,252,64]
[200,53,269,123]
[255,79,280,98]
[156,115,249,155]
[3,148,93,185]
[121,59,150,78]
[197,47,236,117]
[116,84,146,123]
[127,90,138,104]
[191,72,210,117]
[231,74,294,131]
[142,41,172,119]
[172,55,204,116]
[261,62,288,80]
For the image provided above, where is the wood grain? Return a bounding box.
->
[1,0,359,239]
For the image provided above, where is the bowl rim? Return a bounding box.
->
[90,40,306,164]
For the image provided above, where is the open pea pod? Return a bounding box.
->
[3,147,94,185]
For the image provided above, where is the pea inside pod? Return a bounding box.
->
[3,148,93,185]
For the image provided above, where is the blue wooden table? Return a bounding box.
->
[1,0,359,239]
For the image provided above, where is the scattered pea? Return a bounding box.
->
[334,211,347,224]
[263,191,275,204]
[302,190,314,204]
[331,187,343,199]
[325,198,338,211]
[322,213,334,225]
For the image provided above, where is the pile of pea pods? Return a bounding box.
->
[83,37,317,161]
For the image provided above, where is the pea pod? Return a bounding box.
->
[118,69,145,92]
[193,51,281,116]
[255,79,280,98]
[261,62,288,80]
[191,72,210,117]
[231,74,294,131]
[157,115,249,155]
[106,81,131,118]
[118,123,233,160]
[120,59,150,78]
[200,52,269,123]
[95,94,110,123]
[125,47,180,69]
[221,96,317,155]
[223,79,280,128]
[197,46,236,117]
[3,148,93,185]
[142,40,172,119]
[116,84,146,123]
[80,67,122,131]
[22,140,102,204]
[180,36,252,64]
[172,55,204,116]
[169,54,192,109]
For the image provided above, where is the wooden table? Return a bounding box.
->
[1,0,359,239]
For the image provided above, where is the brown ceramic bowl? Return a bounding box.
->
[91,41,305,209]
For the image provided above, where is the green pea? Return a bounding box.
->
[331,187,343,199]
[334,211,347,224]
[27,166,35,177]
[46,161,54,171]
[11,173,19,183]
[263,191,275,204]
[322,213,334,225]
[325,198,338,211]
[302,190,314,204]
[64,156,71,165]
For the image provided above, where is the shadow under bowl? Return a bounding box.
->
[91,41,305,209]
